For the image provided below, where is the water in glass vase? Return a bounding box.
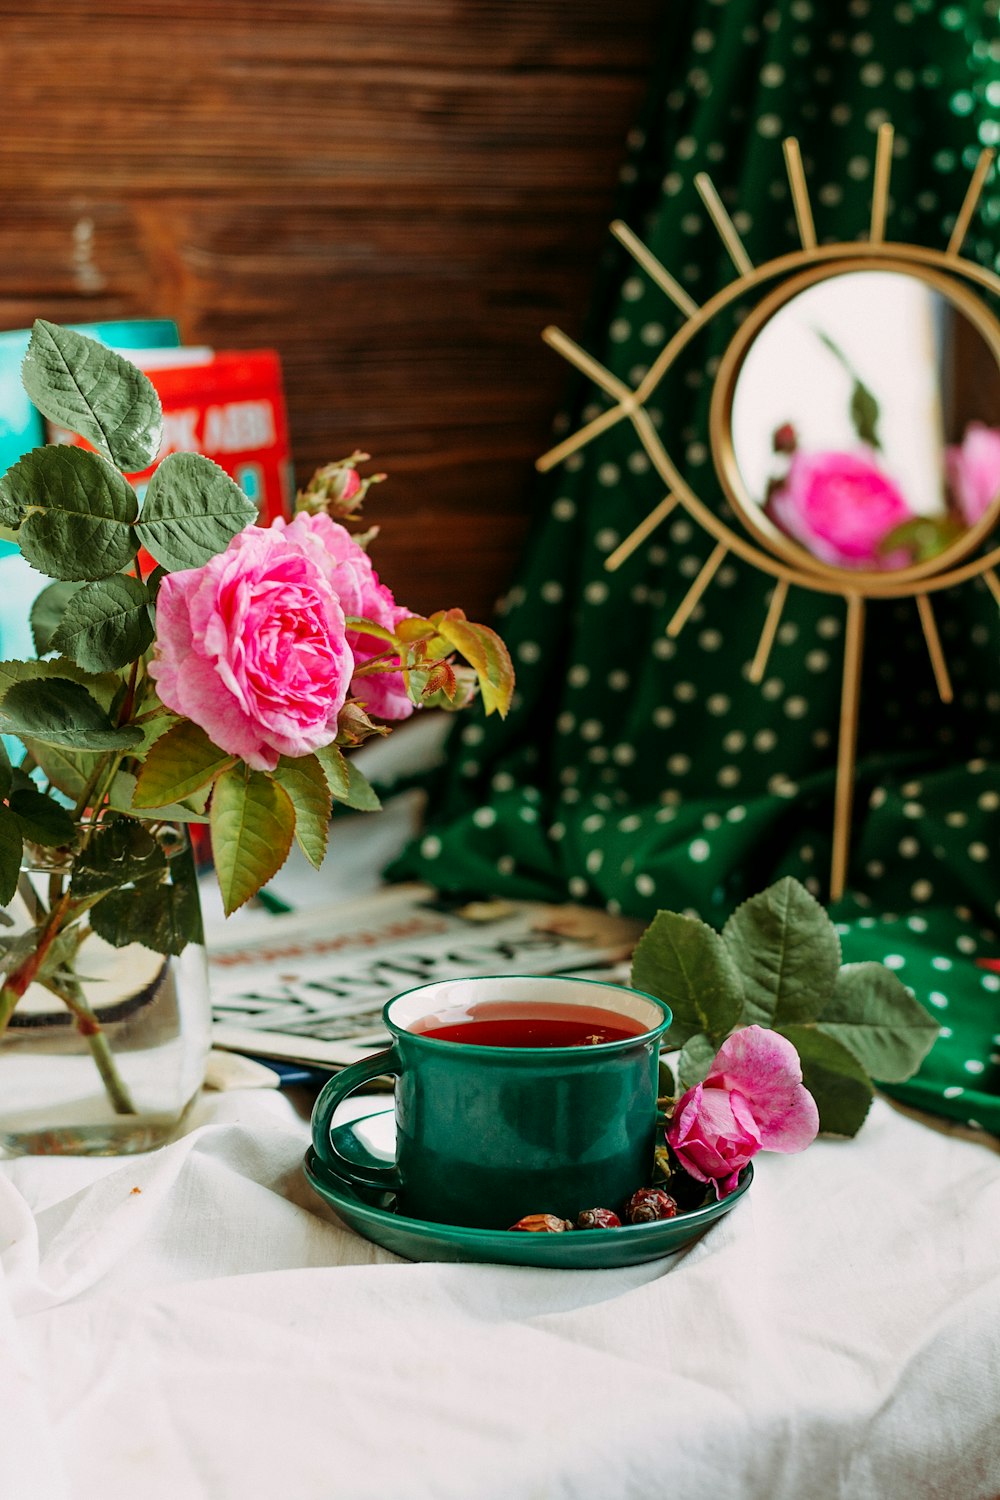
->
[0,840,211,1157]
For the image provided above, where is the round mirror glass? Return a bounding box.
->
[727,269,1000,573]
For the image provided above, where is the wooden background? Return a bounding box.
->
[0,2,660,620]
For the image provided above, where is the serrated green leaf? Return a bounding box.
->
[21,320,163,471]
[30,580,86,656]
[8,786,76,847]
[676,1032,717,1090]
[272,755,332,868]
[131,711,177,758]
[779,1023,874,1137]
[722,877,840,1027]
[431,610,514,717]
[88,867,201,955]
[313,742,350,798]
[339,759,382,812]
[1,446,139,580]
[23,740,103,801]
[135,452,256,571]
[210,766,295,915]
[70,817,166,897]
[0,657,121,712]
[133,719,236,808]
[0,678,141,752]
[817,963,939,1084]
[630,911,744,1048]
[316,739,381,811]
[23,743,99,802]
[106,770,210,824]
[51,574,153,672]
[0,738,10,802]
[0,805,23,904]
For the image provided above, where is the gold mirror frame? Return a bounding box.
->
[535,124,999,902]
[711,258,1000,588]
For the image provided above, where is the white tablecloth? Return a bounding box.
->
[2,1088,999,1500]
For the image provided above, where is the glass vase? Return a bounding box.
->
[0,833,211,1156]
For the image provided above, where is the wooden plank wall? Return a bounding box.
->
[0,2,660,620]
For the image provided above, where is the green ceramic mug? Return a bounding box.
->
[310,974,672,1230]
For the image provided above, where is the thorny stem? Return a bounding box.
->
[6,746,136,1114]
[5,651,153,1115]
[0,890,73,1044]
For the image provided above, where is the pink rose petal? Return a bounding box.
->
[946,422,1000,527]
[706,1026,819,1154]
[276,512,416,720]
[768,449,912,570]
[150,525,353,770]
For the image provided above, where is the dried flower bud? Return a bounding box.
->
[624,1188,678,1224]
[575,1208,622,1230]
[773,422,797,455]
[508,1213,574,1233]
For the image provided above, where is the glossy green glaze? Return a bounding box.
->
[310,975,672,1231]
[303,1113,753,1269]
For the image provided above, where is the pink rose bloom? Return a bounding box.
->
[768,450,912,569]
[150,525,354,771]
[946,422,1000,526]
[666,1026,819,1198]
[275,512,415,721]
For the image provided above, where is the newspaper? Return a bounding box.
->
[207,883,627,1067]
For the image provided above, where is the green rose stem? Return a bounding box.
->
[47,973,137,1117]
[0,886,138,1115]
[0,889,73,1036]
[2,747,140,1115]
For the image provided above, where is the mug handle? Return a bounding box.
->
[311,1047,403,1192]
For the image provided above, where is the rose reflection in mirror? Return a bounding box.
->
[729,270,1000,571]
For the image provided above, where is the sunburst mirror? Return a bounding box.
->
[536,123,999,902]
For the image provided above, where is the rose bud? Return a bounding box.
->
[508,1214,574,1233]
[575,1208,622,1230]
[624,1188,678,1224]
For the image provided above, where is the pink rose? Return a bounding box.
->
[149,525,354,771]
[767,450,912,569]
[666,1026,819,1198]
[946,422,1000,526]
[275,512,415,721]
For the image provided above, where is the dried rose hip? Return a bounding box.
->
[624,1188,678,1224]
[575,1208,622,1230]
[508,1213,574,1233]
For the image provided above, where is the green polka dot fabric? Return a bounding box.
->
[394,1,1000,1133]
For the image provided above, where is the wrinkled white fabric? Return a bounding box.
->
[2,1093,999,1500]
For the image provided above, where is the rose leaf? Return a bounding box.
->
[631,910,744,1048]
[210,766,296,916]
[722,876,840,1027]
[135,452,256,571]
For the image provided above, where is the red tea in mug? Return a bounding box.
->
[411,1000,647,1048]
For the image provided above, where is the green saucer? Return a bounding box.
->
[303,1103,752,1269]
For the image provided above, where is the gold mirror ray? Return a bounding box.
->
[536,130,999,902]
